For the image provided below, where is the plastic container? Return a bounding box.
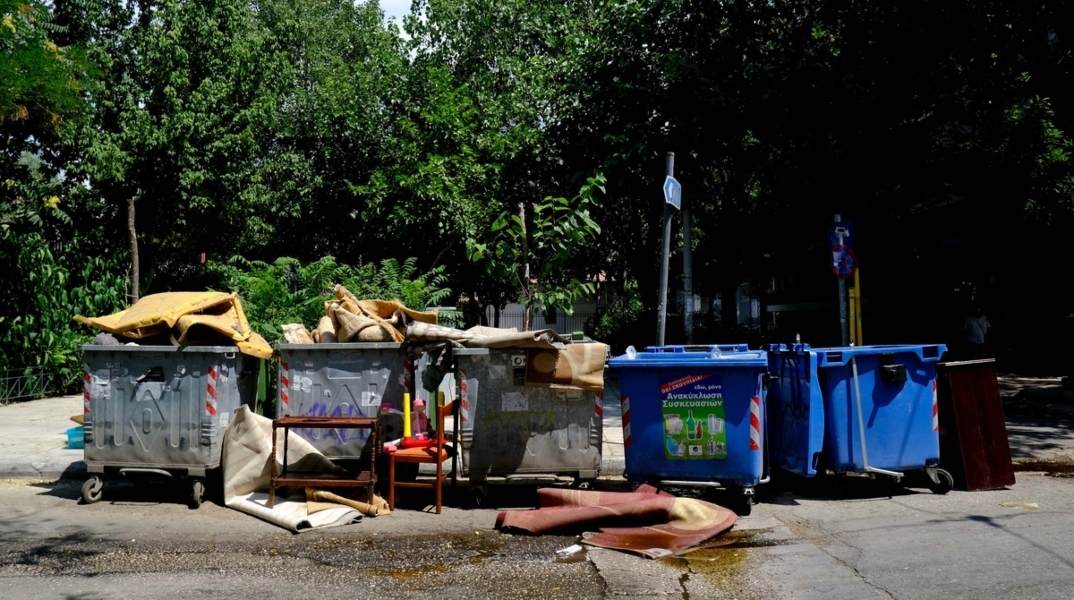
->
[453,347,602,496]
[66,426,84,449]
[81,344,259,507]
[276,343,412,459]
[767,343,953,493]
[607,344,768,514]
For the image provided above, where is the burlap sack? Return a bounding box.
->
[334,306,376,342]
[356,322,395,342]
[315,315,337,344]
[333,286,363,315]
[282,323,315,344]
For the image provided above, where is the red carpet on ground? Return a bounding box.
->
[495,485,737,558]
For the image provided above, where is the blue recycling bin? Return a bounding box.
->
[767,343,953,493]
[608,345,768,514]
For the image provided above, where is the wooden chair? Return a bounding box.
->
[388,398,455,513]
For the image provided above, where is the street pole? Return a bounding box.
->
[683,174,694,345]
[854,266,863,344]
[657,152,674,346]
[835,213,849,346]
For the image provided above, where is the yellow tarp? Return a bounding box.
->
[74,292,272,359]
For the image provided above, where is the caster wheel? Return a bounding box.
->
[927,468,954,495]
[471,484,488,508]
[729,493,753,517]
[191,479,205,509]
[82,476,104,504]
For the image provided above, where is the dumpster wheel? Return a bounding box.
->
[925,468,953,495]
[471,483,489,508]
[191,479,205,509]
[726,487,754,517]
[81,476,104,504]
[734,494,753,517]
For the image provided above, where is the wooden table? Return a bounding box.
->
[269,415,379,508]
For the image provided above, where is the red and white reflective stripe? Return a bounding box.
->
[279,362,290,411]
[459,370,470,423]
[621,395,632,448]
[749,395,762,451]
[594,390,603,419]
[932,380,939,432]
[83,364,91,414]
[403,359,412,393]
[205,366,218,417]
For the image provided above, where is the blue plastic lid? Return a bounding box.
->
[645,344,750,354]
[769,343,946,365]
[609,345,767,368]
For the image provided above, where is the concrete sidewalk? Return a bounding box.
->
[0,393,627,481]
[0,395,87,479]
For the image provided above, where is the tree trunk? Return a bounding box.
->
[518,201,533,331]
[128,197,139,303]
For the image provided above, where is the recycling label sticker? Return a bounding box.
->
[660,374,727,460]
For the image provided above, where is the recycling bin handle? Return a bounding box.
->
[821,345,946,367]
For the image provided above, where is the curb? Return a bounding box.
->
[1,460,86,482]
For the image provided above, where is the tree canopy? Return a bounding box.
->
[5,0,1074,386]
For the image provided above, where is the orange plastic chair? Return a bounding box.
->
[388,396,455,513]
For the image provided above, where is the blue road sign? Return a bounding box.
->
[663,176,682,210]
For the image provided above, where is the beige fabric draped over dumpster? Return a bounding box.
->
[405,322,607,390]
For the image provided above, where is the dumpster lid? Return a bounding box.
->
[278,342,403,351]
[609,345,766,367]
[798,344,947,366]
[82,344,245,354]
[645,344,750,354]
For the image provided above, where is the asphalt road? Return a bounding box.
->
[3,471,1074,600]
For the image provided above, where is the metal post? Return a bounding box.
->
[848,288,857,346]
[657,152,674,346]
[835,214,849,346]
[683,174,694,344]
[854,267,863,344]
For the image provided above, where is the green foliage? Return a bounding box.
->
[207,255,453,341]
[0,0,87,128]
[1,149,128,395]
[5,0,1074,388]
[341,257,453,312]
[586,288,644,355]
[257,0,407,261]
[67,0,291,290]
[468,173,605,320]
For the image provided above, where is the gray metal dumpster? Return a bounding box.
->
[277,343,411,459]
[81,345,258,507]
[454,347,602,498]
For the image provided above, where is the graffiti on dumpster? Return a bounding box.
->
[292,401,371,444]
[660,374,727,460]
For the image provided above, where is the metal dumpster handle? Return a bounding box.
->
[851,355,903,479]
[135,366,166,383]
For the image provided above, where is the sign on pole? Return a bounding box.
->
[828,221,857,279]
[663,176,682,210]
[831,244,857,279]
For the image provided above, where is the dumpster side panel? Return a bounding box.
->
[277,343,406,459]
[82,346,255,472]
[455,349,601,481]
[819,348,941,472]
[767,350,825,477]
[612,361,766,487]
